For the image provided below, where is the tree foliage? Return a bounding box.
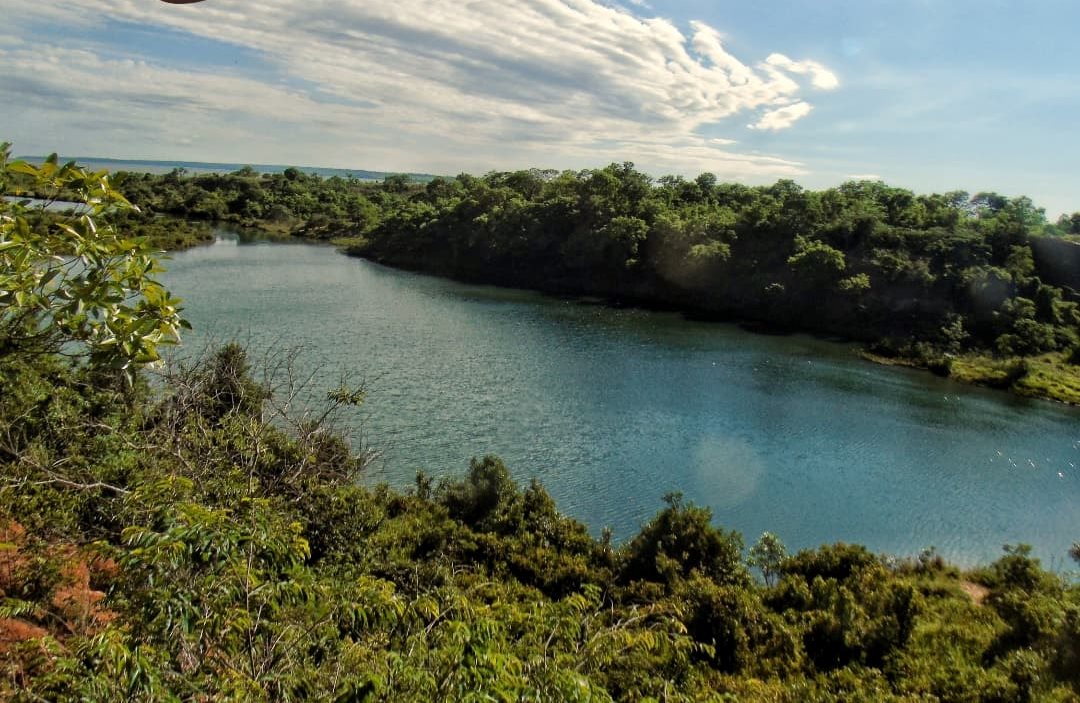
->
[0,146,188,373]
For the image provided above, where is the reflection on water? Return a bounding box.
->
[161,234,1080,567]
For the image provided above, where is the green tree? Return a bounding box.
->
[619,492,748,588]
[1057,212,1080,234]
[0,146,188,374]
[748,532,788,587]
[436,455,521,533]
[787,236,847,286]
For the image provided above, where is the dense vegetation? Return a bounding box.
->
[108,162,1080,403]
[3,155,1080,700]
[4,162,213,254]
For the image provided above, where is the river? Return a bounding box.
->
[159,232,1080,568]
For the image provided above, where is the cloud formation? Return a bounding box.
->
[0,0,838,177]
[749,102,814,131]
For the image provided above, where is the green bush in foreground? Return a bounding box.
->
[0,145,188,373]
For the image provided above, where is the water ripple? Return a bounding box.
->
[162,235,1080,567]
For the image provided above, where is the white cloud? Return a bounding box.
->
[749,102,813,131]
[0,0,838,177]
[765,53,840,90]
[845,173,883,181]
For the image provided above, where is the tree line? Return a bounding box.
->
[110,162,1080,402]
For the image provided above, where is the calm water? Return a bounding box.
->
[160,233,1080,567]
[3,196,88,213]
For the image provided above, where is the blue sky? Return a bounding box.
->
[2,0,1078,217]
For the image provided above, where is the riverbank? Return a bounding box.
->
[343,241,1080,407]
[152,221,1080,407]
[134,215,214,250]
[861,350,1080,405]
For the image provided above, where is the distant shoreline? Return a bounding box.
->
[13,154,439,183]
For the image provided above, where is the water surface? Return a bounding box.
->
[161,234,1080,567]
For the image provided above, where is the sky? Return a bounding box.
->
[2,0,1079,217]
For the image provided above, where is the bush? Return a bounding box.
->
[0,147,188,374]
[436,455,521,533]
[781,543,880,582]
[682,576,773,673]
[298,485,385,564]
[619,493,747,588]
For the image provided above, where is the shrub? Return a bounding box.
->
[619,493,747,588]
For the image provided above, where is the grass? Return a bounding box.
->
[949,356,1028,389]
[1011,354,1080,404]
[862,350,1080,405]
[949,353,1080,405]
[242,218,297,236]
[329,235,370,250]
